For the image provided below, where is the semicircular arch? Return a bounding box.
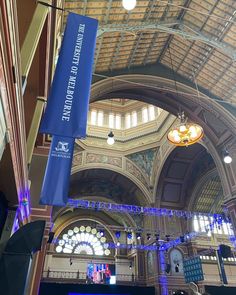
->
[71,165,152,205]
[90,74,235,199]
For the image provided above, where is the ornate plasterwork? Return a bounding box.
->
[90,74,236,200]
[86,152,122,168]
[127,148,158,177]
[126,160,149,188]
[71,149,151,204]
[72,153,82,166]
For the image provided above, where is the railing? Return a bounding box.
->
[42,270,139,285]
[204,274,236,285]
[42,270,236,287]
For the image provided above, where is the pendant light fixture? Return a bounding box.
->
[107,130,115,145]
[223,150,232,164]
[167,112,204,146]
[107,98,115,145]
[122,0,136,11]
[167,46,204,147]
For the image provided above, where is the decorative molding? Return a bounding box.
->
[86,152,122,168]
[126,159,149,188]
[72,152,82,167]
[71,150,152,204]
[0,2,29,211]
[127,148,158,178]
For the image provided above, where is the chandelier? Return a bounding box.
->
[167,112,204,146]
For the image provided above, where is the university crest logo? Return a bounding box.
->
[55,141,69,153]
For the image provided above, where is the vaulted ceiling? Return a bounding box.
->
[69,168,146,205]
[156,143,219,209]
[63,0,236,106]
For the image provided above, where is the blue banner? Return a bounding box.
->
[40,136,74,206]
[40,13,98,138]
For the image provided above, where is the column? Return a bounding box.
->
[137,249,146,285]
[158,250,168,295]
[21,0,51,88]
[224,197,236,247]
[25,207,52,295]
[26,97,46,165]
[186,241,198,256]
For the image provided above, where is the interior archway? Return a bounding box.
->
[90,75,235,198]
[155,143,218,210]
[69,168,149,206]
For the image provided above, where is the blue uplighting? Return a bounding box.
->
[67,199,224,221]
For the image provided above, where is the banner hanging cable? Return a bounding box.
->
[37,1,65,11]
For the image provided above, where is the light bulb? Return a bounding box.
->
[189,125,197,138]
[179,124,187,132]
[224,154,232,164]
[107,131,115,145]
[172,130,179,137]
[122,0,136,11]
[173,135,181,142]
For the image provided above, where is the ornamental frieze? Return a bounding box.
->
[126,160,149,188]
[86,153,122,168]
[72,153,82,166]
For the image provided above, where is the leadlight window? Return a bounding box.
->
[56,226,111,256]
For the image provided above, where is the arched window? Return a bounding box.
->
[91,110,97,125]
[115,114,121,129]
[193,215,233,236]
[125,113,131,128]
[142,105,157,123]
[131,111,137,127]
[148,105,155,121]
[97,111,104,126]
[55,226,111,256]
[142,107,148,123]
[109,113,114,129]
[169,249,183,275]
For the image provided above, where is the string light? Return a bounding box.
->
[147,233,151,241]
[127,232,133,239]
[67,199,224,221]
[115,231,121,239]
[53,219,233,253]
